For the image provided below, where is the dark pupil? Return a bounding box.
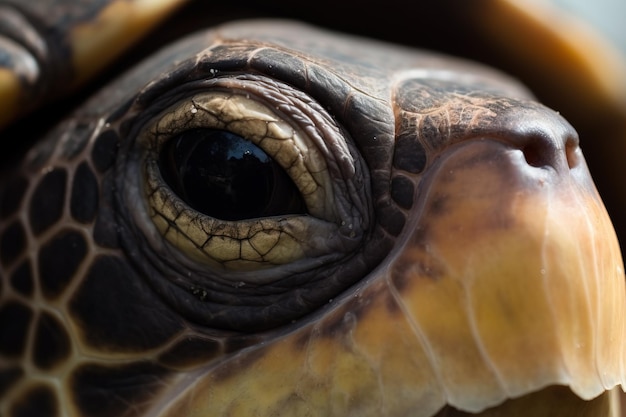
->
[159,128,307,221]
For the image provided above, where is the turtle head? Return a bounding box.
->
[139,21,625,416]
[0,19,624,417]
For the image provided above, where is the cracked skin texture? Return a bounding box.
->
[0,11,625,417]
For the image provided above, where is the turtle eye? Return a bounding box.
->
[136,77,364,271]
[158,128,306,221]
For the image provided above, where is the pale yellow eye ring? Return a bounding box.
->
[137,76,366,273]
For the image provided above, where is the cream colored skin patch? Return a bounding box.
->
[142,92,345,270]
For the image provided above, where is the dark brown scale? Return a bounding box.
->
[390,175,415,209]
[0,367,23,397]
[0,220,27,267]
[33,312,72,370]
[0,175,28,220]
[9,260,34,297]
[90,130,119,173]
[9,384,57,417]
[70,162,99,223]
[91,180,120,249]
[69,255,184,350]
[28,168,67,236]
[393,131,428,174]
[71,362,170,417]
[38,230,87,300]
[0,300,33,358]
[377,204,406,237]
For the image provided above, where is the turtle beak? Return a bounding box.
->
[383,106,626,412]
[159,106,625,417]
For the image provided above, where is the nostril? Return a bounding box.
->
[520,134,580,170]
[521,136,555,169]
[565,137,581,169]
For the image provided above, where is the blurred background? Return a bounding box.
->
[554,0,625,53]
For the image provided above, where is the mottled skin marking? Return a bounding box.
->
[0,18,624,417]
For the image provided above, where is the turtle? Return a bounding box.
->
[0,0,625,416]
